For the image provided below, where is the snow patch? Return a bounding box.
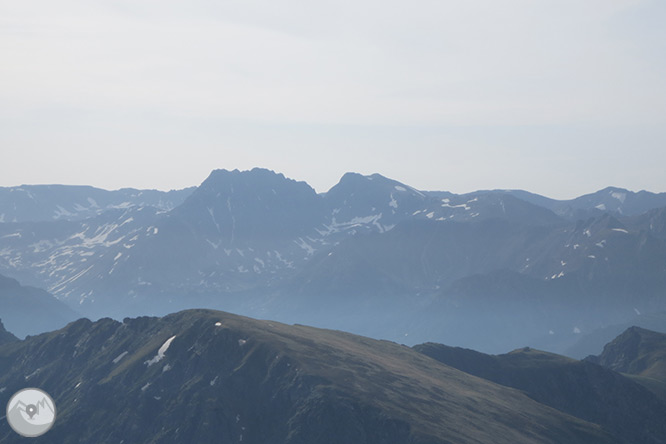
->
[215,322,222,327]
[612,228,629,234]
[114,252,123,261]
[394,186,407,192]
[611,191,626,203]
[113,351,129,364]
[54,205,74,218]
[207,207,221,233]
[634,308,641,316]
[206,239,220,249]
[210,376,219,386]
[441,202,470,210]
[595,203,606,211]
[294,238,315,255]
[25,368,41,380]
[141,383,151,392]
[573,327,581,334]
[389,194,398,209]
[145,335,176,366]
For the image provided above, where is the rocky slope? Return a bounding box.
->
[586,326,666,401]
[0,309,616,444]
[415,342,666,444]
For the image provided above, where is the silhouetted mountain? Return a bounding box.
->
[0,185,194,222]
[415,342,666,444]
[0,310,618,444]
[0,318,17,344]
[585,327,666,401]
[563,312,666,359]
[0,274,78,338]
[586,327,666,377]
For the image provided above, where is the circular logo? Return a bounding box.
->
[6,388,56,437]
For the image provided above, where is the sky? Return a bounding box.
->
[1,0,665,199]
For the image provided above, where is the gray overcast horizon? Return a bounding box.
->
[1,0,665,199]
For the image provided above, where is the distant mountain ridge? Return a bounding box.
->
[0,168,665,354]
[0,318,17,344]
[0,273,78,338]
[0,184,195,223]
[500,186,666,219]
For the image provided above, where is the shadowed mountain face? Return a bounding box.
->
[586,327,666,378]
[585,327,666,401]
[0,274,79,338]
[0,318,17,345]
[0,169,665,354]
[414,342,666,444]
[0,310,617,444]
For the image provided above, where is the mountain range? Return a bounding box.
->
[3,309,666,444]
[1,168,665,355]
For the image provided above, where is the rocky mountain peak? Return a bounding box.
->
[586,327,666,375]
[172,168,324,241]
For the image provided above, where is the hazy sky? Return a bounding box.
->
[2,0,665,198]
